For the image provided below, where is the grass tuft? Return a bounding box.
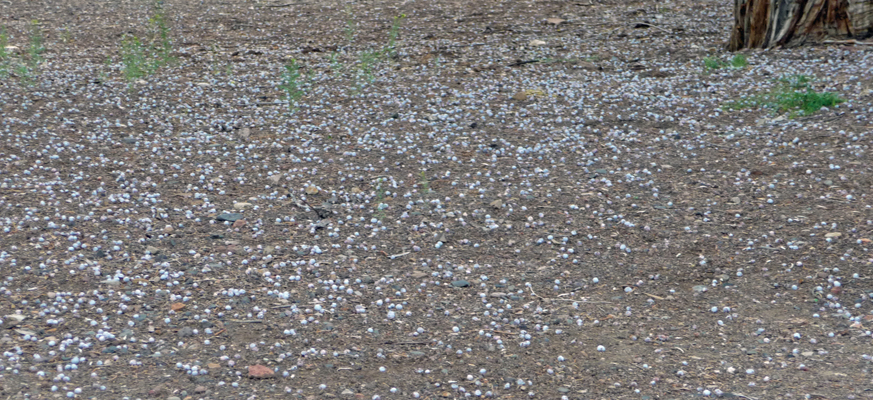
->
[703,54,747,73]
[723,74,844,117]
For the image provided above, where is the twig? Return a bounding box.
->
[389,251,410,259]
[258,2,305,7]
[643,292,665,300]
[229,319,263,323]
[383,341,428,345]
[732,394,759,400]
[271,304,295,309]
[632,22,671,34]
[823,39,873,46]
[527,286,541,298]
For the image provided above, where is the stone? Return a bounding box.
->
[233,202,253,210]
[248,364,275,378]
[232,219,247,228]
[451,280,471,288]
[216,213,244,222]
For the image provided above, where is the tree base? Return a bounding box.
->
[729,0,873,51]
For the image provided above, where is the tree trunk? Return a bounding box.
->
[729,0,873,50]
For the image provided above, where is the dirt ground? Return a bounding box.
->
[0,0,872,399]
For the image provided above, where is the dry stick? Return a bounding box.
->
[823,39,873,45]
[259,2,305,7]
[389,251,410,259]
[632,22,671,34]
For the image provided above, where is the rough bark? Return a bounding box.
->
[729,0,873,50]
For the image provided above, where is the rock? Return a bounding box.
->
[268,175,281,184]
[177,327,195,338]
[146,246,160,255]
[451,280,471,288]
[529,39,547,46]
[194,385,207,393]
[546,17,566,25]
[825,232,841,238]
[170,302,185,312]
[248,364,275,379]
[692,285,708,293]
[147,384,167,396]
[341,389,355,397]
[233,202,253,210]
[232,219,247,229]
[4,314,25,326]
[410,271,428,279]
[216,213,244,222]
[305,185,319,195]
[513,92,528,101]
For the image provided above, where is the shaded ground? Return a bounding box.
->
[0,0,872,399]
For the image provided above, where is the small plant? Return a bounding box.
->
[703,54,747,72]
[419,171,430,193]
[328,51,343,72]
[382,14,405,60]
[703,56,725,71]
[344,5,356,44]
[27,20,45,68]
[353,49,380,92]
[15,63,32,86]
[375,178,387,220]
[59,26,73,44]
[723,74,844,117]
[279,59,308,111]
[0,26,9,78]
[730,54,747,68]
[120,34,150,80]
[118,1,174,81]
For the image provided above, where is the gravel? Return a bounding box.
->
[0,0,872,399]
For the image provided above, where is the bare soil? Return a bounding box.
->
[1,0,872,399]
